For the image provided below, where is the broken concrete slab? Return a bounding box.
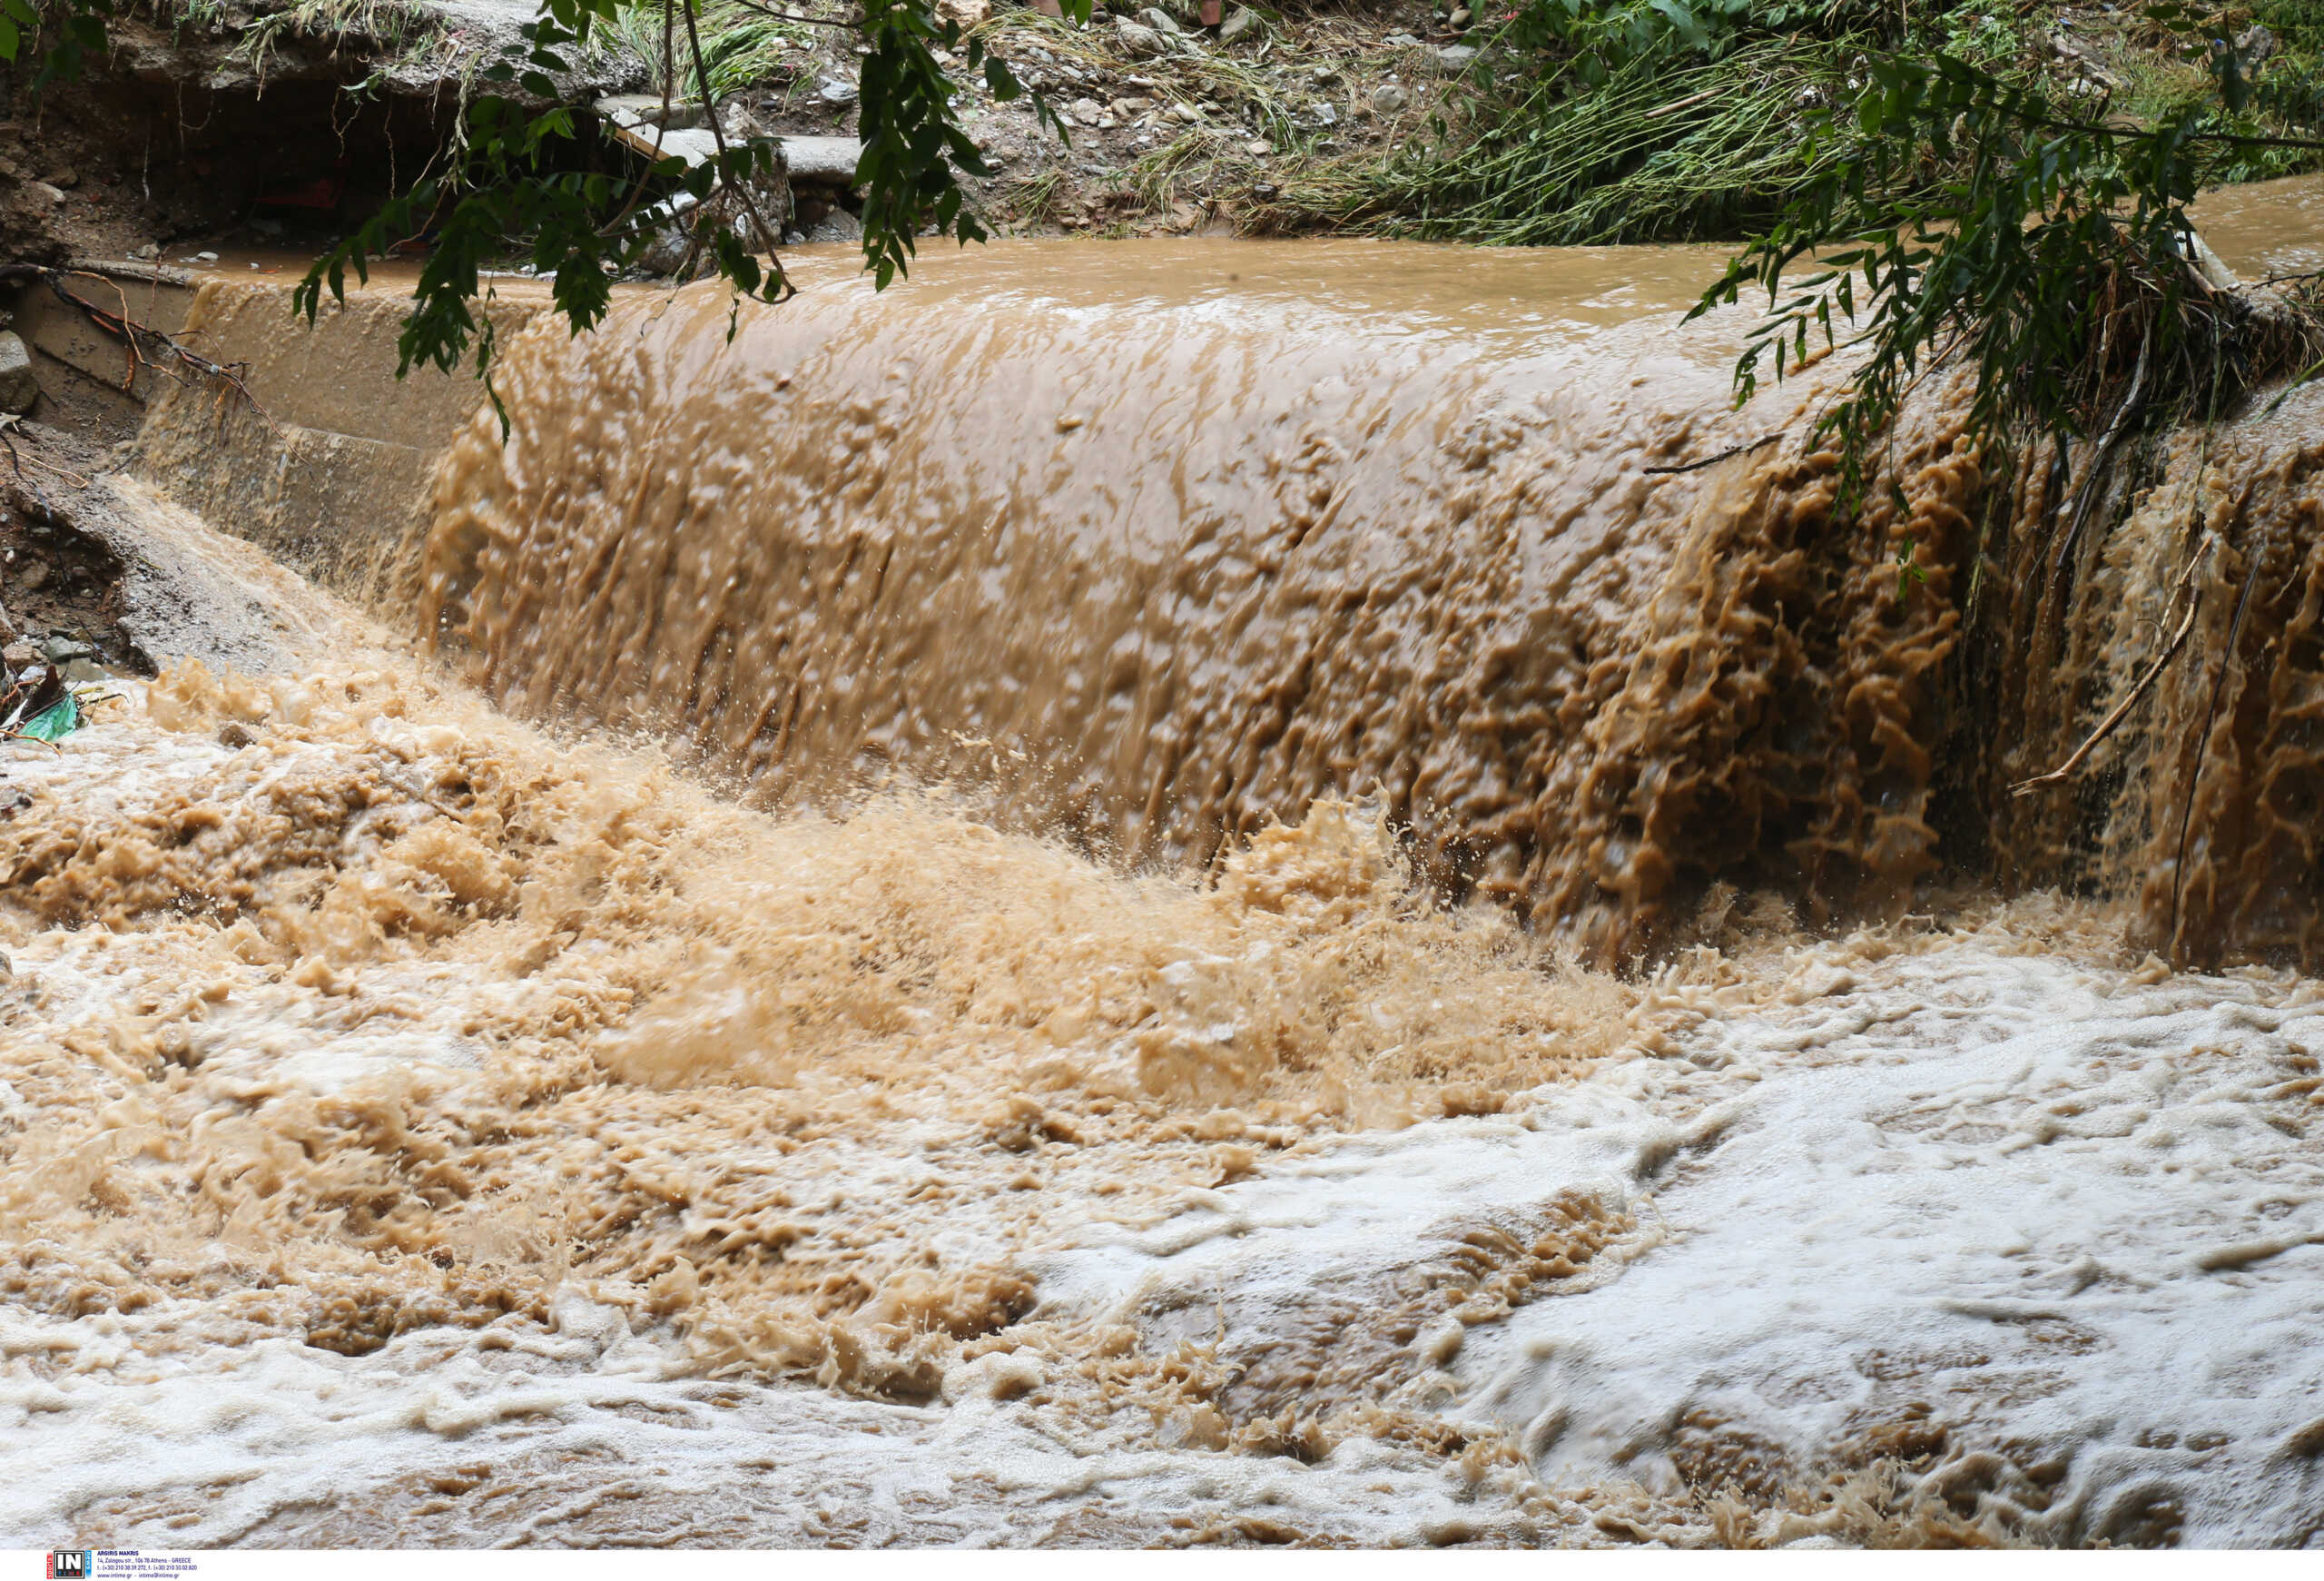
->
[0,331,38,415]
[596,102,855,190]
[783,137,863,186]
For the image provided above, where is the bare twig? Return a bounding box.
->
[596,0,684,240]
[43,269,281,435]
[1641,431,1784,477]
[682,0,787,262]
[2045,323,2152,600]
[0,419,90,489]
[1641,87,1718,120]
[723,0,857,29]
[2010,554,2201,796]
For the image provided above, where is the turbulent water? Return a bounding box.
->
[423,242,1994,965]
[4,222,2324,1547]
[422,229,2324,974]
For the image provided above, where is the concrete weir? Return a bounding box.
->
[13,261,547,609]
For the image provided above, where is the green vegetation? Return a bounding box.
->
[305,0,1069,387]
[1315,38,1861,246]
[1303,2,2324,244]
[6,0,1067,383]
[6,0,2323,494]
[1272,1,2324,489]
[1699,44,2324,497]
[607,0,816,103]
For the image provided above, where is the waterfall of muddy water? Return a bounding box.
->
[1948,168,2324,971]
[1,222,2321,1547]
[423,242,1991,963]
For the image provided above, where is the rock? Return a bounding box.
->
[60,658,104,684]
[804,208,862,244]
[1447,6,1471,26]
[635,212,694,277]
[132,242,160,261]
[594,94,708,131]
[39,636,92,665]
[1245,139,1271,156]
[15,562,44,593]
[1384,31,1421,45]
[1114,18,1169,56]
[1371,83,1408,113]
[1136,5,1182,34]
[782,135,864,185]
[937,0,991,25]
[1310,101,1337,126]
[1071,96,1107,125]
[0,332,35,416]
[217,721,257,749]
[0,643,34,670]
[1433,43,1478,72]
[1168,101,1203,123]
[818,74,860,107]
[33,183,65,206]
[1216,5,1257,43]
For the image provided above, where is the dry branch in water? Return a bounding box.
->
[2009,553,2205,798]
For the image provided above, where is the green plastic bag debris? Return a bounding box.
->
[17,693,79,742]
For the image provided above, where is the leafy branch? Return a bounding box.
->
[1692,44,2324,499]
[7,0,1087,378]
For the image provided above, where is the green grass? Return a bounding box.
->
[147,0,448,73]
[606,0,820,103]
[1284,37,1862,246]
[995,164,1071,230]
[1127,124,1262,210]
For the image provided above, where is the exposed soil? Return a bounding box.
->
[0,0,637,265]
[5,0,2279,273]
[5,0,1467,268]
[0,418,149,676]
[778,0,1464,239]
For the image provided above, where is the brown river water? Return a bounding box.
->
[1,202,2322,1546]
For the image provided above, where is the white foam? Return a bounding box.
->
[1035,941,2324,1546]
[0,1290,1551,1546]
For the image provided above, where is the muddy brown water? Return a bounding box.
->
[3,208,2323,1546]
[420,239,1958,965]
[409,218,2324,970]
